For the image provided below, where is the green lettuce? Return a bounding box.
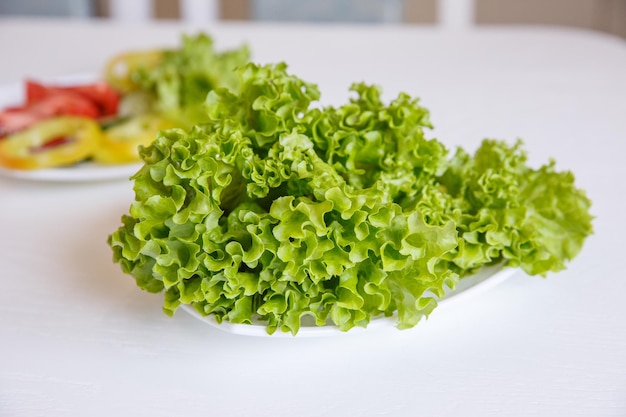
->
[109,62,593,335]
[131,33,250,128]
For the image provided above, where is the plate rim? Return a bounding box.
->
[0,162,143,183]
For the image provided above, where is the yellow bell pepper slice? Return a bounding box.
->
[92,114,174,164]
[0,116,101,170]
[104,50,163,92]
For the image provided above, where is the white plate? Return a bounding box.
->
[181,264,519,338]
[0,73,142,183]
[0,162,142,182]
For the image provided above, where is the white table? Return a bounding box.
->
[1,18,625,417]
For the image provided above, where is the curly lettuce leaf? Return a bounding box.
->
[109,62,593,335]
[132,33,250,128]
[431,140,594,276]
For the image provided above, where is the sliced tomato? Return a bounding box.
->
[26,80,120,117]
[0,93,100,139]
[0,116,101,170]
[0,110,41,138]
[24,80,50,103]
[67,82,120,116]
[28,92,100,118]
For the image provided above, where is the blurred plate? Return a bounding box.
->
[181,264,519,338]
[0,162,141,182]
[0,73,141,183]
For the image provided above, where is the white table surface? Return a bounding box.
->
[1,18,625,417]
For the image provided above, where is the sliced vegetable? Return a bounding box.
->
[93,114,174,164]
[104,49,164,92]
[0,116,101,169]
[26,80,121,117]
[0,109,40,138]
[26,92,101,119]
[0,93,100,138]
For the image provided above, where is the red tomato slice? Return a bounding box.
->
[26,80,120,117]
[28,93,100,118]
[0,110,40,138]
[1,79,120,138]
[65,82,120,116]
[0,93,99,138]
[24,80,50,103]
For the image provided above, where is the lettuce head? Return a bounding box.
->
[109,62,593,335]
